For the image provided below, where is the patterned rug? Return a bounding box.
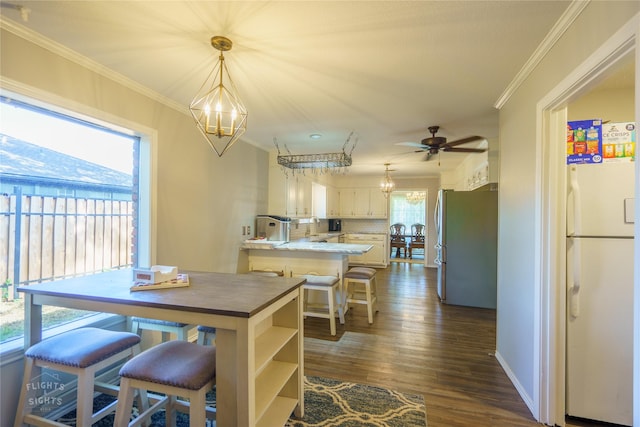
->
[56,376,427,426]
[288,376,427,426]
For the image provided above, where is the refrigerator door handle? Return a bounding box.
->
[567,165,582,237]
[567,236,581,318]
[434,193,441,237]
[567,165,582,318]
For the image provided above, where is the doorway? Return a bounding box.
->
[389,190,427,264]
[538,29,638,427]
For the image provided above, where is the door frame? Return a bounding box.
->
[536,15,639,426]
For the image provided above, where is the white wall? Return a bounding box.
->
[496,1,640,421]
[0,24,269,426]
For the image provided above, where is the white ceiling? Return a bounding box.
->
[0,1,571,177]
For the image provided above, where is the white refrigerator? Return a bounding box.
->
[565,162,635,425]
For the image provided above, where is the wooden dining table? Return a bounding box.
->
[18,268,306,427]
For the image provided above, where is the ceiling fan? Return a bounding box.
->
[397,126,487,161]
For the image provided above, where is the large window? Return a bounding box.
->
[0,93,145,347]
[389,190,427,228]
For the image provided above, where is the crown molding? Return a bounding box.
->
[494,0,590,109]
[0,16,190,116]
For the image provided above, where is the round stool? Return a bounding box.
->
[14,327,141,427]
[114,340,217,426]
[344,267,379,324]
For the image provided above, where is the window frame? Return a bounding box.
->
[0,83,156,357]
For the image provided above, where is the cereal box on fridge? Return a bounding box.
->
[602,122,636,163]
[567,119,602,164]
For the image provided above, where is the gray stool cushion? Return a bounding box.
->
[25,327,141,368]
[197,325,217,334]
[120,341,216,390]
[344,267,377,279]
[131,317,189,327]
[299,275,339,286]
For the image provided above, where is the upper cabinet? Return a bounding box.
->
[286,175,312,217]
[339,188,387,218]
[268,170,312,217]
[326,186,340,218]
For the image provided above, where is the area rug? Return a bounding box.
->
[287,376,427,427]
[56,375,427,426]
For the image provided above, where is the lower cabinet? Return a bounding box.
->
[346,234,387,267]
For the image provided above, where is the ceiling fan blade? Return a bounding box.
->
[445,135,485,147]
[442,147,487,153]
[395,141,426,148]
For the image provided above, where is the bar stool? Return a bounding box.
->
[344,267,379,324]
[248,269,285,277]
[196,325,217,345]
[113,340,216,427]
[130,317,194,342]
[294,271,345,336]
[14,327,141,427]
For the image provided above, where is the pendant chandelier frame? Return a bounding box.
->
[190,36,248,157]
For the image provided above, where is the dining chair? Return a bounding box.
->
[389,223,407,258]
[408,223,425,259]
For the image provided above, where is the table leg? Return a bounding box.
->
[215,324,251,427]
[23,293,42,348]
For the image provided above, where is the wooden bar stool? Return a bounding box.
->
[196,325,216,345]
[14,327,141,427]
[344,267,379,324]
[294,271,345,336]
[114,340,216,427]
[130,317,194,342]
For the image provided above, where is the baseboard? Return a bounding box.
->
[494,350,537,421]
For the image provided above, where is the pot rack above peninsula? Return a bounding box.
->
[274,132,358,176]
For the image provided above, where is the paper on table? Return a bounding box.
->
[130,273,189,292]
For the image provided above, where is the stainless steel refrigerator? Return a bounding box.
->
[434,186,498,309]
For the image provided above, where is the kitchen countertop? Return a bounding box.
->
[242,240,372,254]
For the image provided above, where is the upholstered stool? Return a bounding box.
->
[295,272,345,336]
[344,267,379,324]
[114,340,216,427]
[14,327,141,427]
[196,325,217,345]
[130,317,194,342]
[249,269,284,277]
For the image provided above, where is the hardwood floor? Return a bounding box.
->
[302,262,542,427]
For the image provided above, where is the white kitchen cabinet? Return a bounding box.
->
[268,166,288,216]
[339,188,388,218]
[346,233,387,267]
[326,186,340,217]
[284,175,312,217]
[368,189,388,218]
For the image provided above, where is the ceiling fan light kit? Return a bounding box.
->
[189,36,248,157]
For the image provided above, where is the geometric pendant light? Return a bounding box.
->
[189,36,248,157]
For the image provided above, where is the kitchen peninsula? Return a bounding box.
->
[242,240,372,279]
